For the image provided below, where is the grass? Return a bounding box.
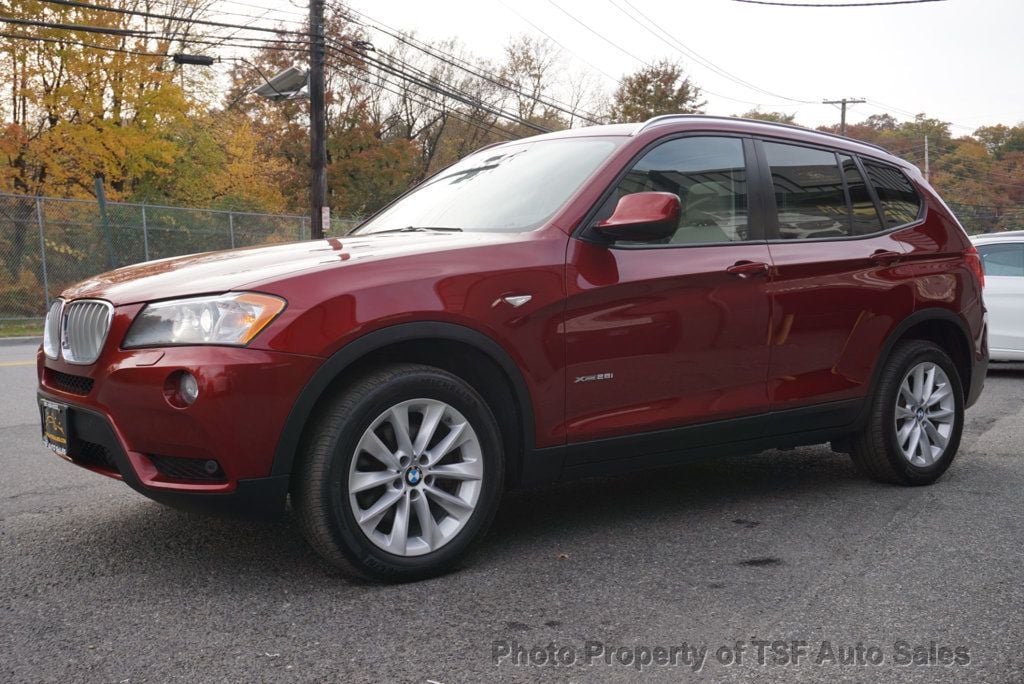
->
[0,319,43,338]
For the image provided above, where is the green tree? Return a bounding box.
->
[609,60,704,122]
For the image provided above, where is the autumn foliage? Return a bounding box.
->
[1,0,1021,233]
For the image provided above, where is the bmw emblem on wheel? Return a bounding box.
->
[405,466,422,486]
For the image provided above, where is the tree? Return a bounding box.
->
[739,109,796,124]
[609,60,704,123]
[0,0,219,198]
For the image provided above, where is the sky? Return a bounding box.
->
[220,0,1024,134]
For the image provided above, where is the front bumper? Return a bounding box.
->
[37,335,323,514]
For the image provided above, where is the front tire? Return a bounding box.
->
[849,340,964,486]
[292,364,504,582]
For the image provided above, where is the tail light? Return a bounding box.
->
[964,245,985,289]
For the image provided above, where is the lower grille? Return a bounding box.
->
[149,454,226,482]
[44,368,95,396]
[72,440,118,472]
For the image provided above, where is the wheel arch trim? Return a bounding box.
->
[868,307,977,405]
[270,321,536,478]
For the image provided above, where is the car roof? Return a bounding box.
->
[970,230,1024,243]
[497,115,909,169]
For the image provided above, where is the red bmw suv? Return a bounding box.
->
[37,115,987,581]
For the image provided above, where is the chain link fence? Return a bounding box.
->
[0,193,361,321]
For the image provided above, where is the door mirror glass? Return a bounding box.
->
[594,192,680,242]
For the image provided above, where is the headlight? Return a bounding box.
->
[123,293,286,348]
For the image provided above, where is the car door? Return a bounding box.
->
[563,135,773,459]
[756,140,914,410]
[976,241,1024,356]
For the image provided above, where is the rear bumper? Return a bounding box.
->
[37,393,291,514]
[966,318,988,409]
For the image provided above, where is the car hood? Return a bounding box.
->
[60,231,514,306]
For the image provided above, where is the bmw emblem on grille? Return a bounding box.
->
[405,466,422,486]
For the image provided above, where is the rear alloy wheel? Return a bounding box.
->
[293,364,504,582]
[849,340,964,485]
[893,362,956,467]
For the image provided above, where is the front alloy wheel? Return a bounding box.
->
[348,399,484,557]
[293,364,504,582]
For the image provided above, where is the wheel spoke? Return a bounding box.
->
[926,384,951,407]
[895,405,915,420]
[412,492,440,551]
[906,424,921,461]
[389,405,415,456]
[917,423,933,462]
[921,364,936,404]
[357,488,403,528]
[359,430,400,470]
[923,420,948,448]
[430,460,482,482]
[424,484,473,519]
[899,382,917,406]
[386,493,411,554]
[413,402,446,456]
[897,419,916,448]
[912,364,927,403]
[926,407,954,421]
[350,469,397,493]
[424,422,469,466]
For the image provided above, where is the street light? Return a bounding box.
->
[253,66,309,101]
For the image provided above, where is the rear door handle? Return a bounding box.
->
[726,260,769,277]
[870,250,902,264]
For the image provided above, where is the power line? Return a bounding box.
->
[543,0,807,109]
[37,0,310,37]
[346,69,519,141]
[333,4,604,125]
[545,0,649,67]
[328,40,551,133]
[0,16,308,52]
[0,14,150,37]
[732,0,946,6]
[492,0,621,84]
[0,30,166,57]
[611,0,816,104]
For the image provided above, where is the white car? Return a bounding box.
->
[972,231,1024,361]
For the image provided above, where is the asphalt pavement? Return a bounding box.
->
[2,339,1022,683]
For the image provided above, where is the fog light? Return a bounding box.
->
[179,372,199,405]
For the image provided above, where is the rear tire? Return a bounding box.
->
[292,363,504,582]
[849,340,964,486]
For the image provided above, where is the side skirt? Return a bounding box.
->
[520,398,864,486]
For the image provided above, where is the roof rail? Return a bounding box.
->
[633,114,891,154]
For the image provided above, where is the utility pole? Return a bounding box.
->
[309,0,328,240]
[924,135,930,180]
[823,98,866,137]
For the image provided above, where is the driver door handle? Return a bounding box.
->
[726,260,769,278]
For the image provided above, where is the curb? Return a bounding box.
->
[0,336,41,347]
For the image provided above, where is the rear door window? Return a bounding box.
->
[763,142,848,240]
[862,161,922,227]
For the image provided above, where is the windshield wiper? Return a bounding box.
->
[368,226,463,235]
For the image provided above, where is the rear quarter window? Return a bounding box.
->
[862,161,922,227]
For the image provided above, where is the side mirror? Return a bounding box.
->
[593,192,680,242]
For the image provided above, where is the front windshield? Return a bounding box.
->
[357,137,623,234]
